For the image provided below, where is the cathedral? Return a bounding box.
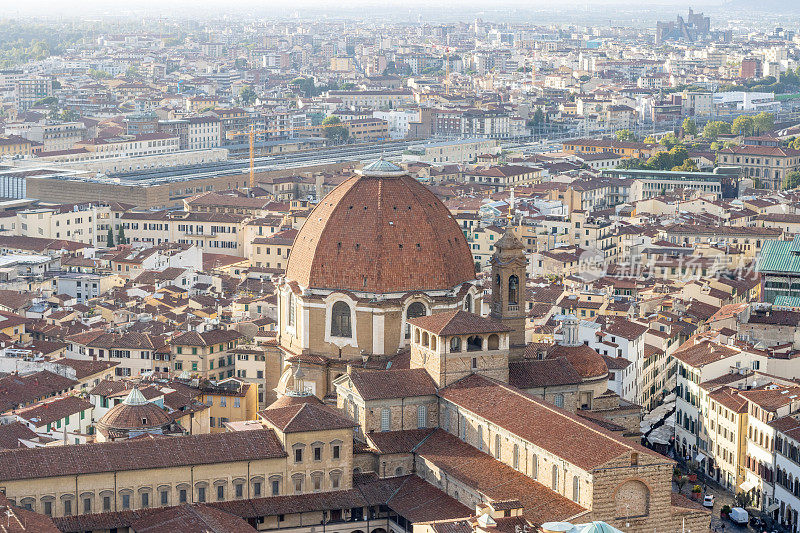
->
[274,160,710,532]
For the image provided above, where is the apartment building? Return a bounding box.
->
[15,77,53,111]
[342,118,389,142]
[120,211,245,254]
[186,116,222,150]
[718,145,800,191]
[66,331,169,377]
[171,328,245,381]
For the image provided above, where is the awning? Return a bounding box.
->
[767,503,780,513]
[740,479,757,492]
[695,453,705,462]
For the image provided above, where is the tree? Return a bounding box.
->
[667,145,690,168]
[672,159,699,172]
[322,115,348,144]
[117,226,127,245]
[753,112,775,134]
[645,151,673,170]
[732,115,755,136]
[615,129,636,142]
[106,228,114,247]
[702,120,731,141]
[682,118,697,137]
[659,133,678,148]
[785,170,800,190]
[791,137,800,151]
[643,135,657,144]
[531,108,545,124]
[239,85,257,106]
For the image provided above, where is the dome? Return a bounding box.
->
[575,522,622,533]
[548,344,609,380]
[97,388,173,432]
[285,165,476,293]
[265,393,323,410]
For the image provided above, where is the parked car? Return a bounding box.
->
[703,494,714,508]
[729,507,749,525]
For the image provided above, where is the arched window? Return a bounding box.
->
[495,434,501,459]
[331,301,352,338]
[381,408,391,432]
[532,454,538,479]
[508,275,519,305]
[573,476,580,502]
[467,336,482,352]
[405,302,426,339]
[487,334,500,350]
[450,337,462,353]
[464,294,473,312]
[478,425,484,450]
[417,405,427,429]
[552,465,559,490]
[422,331,429,347]
[288,293,296,327]
[513,443,520,469]
[495,274,501,291]
[554,393,565,408]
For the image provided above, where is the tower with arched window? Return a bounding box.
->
[489,227,527,358]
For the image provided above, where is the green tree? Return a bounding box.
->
[682,118,697,136]
[732,115,755,136]
[710,141,722,151]
[117,226,127,245]
[753,112,775,134]
[615,129,636,142]
[106,228,114,247]
[668,145,689,168]
[532,108,545,124]
[790,137,800,150]
[239,85,257,105]
[702,120,731,141]
[643,135,657,144]
[672,159,699,172]
[322,115,348,144]
[785,170,800,190]
[645,151,673,170]
[659,133,678,148]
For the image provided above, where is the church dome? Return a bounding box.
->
[285,161,476,293]
[97,388,173,432]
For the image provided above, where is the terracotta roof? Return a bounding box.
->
[672,338,739,368]
[439,374,659,470]
[347,368,438,400]
[415,429,587,523]
[258,402,356,433]
[0,370,78,412]
[546,344,608,380]
[14,395,93,427]
[172,328,243,346]
[408,310,511,336]
[265,394,323,410]
[130,504,256,532]
[0,422,38,450]
[508,357,582,388]
[285,172,475,293]
[0,429,286,481]
[0,493,60,533]
[365,428,436,454]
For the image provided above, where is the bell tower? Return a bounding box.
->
[490,225,527,359]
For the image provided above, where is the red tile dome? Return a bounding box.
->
[285,166,476,293]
